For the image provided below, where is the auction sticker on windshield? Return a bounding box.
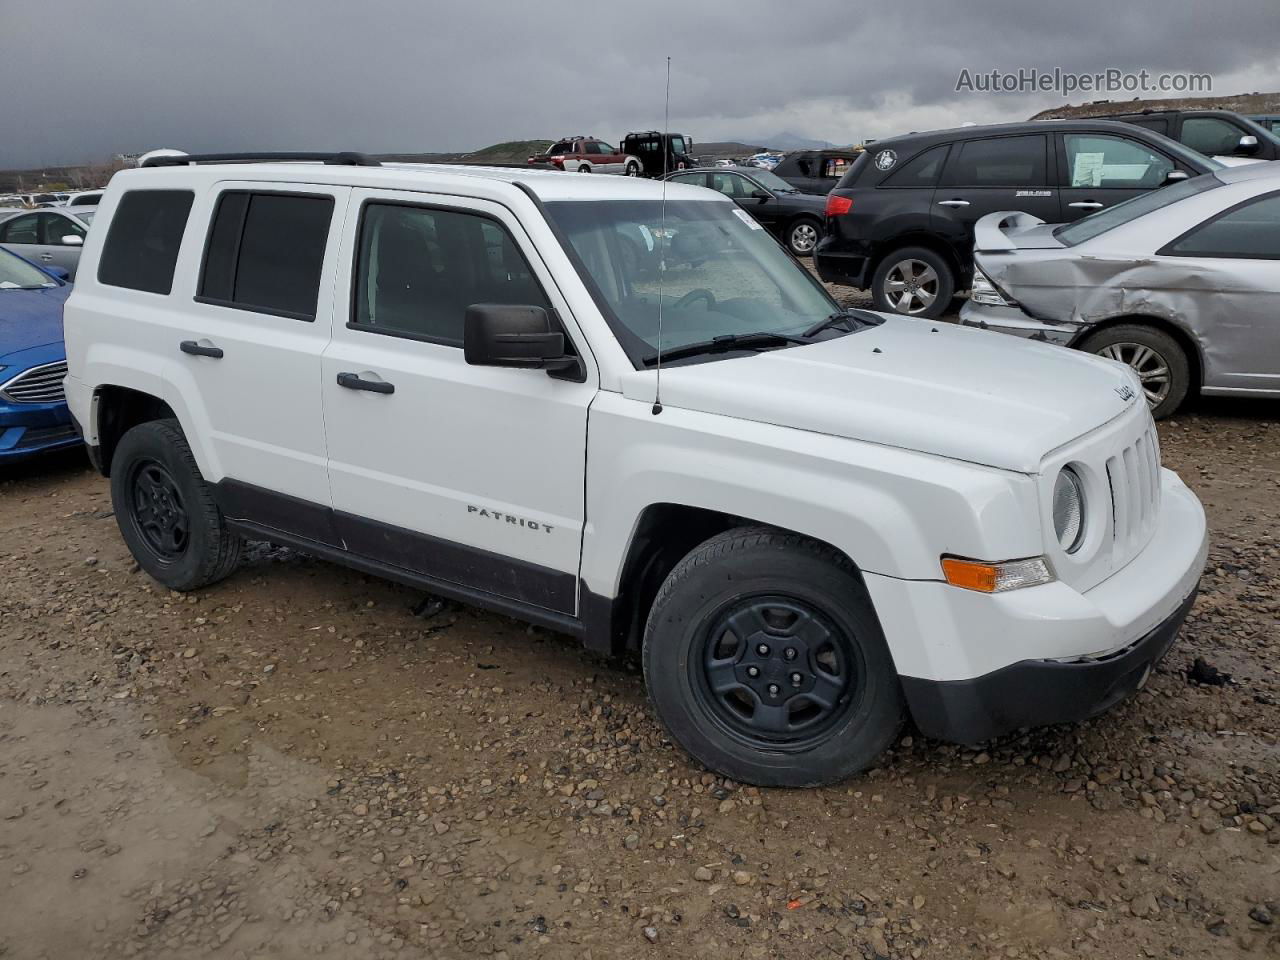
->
[732,208,764,230]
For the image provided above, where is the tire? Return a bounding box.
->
[109,419,242,591]
[642,527,906,787]
[577,164,591,173]
[625,161,640,177]
[1077,324,1190,419]
[871,246,954,319]
[786,217,822,257]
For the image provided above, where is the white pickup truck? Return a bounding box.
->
[63,152,1207,786]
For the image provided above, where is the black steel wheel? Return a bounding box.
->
[695,595,862,750]
[127,459,190,562]
[644,527,906,787]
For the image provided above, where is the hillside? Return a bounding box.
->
[1030,90,1280,120]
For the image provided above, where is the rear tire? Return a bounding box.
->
[871,246,954,319]
[577,164,591,173]
[110,419,242,591]
[1078,324,1190,419]
[625,161,640,177]
[643,527,905,787]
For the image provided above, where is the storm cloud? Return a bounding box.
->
[2,0,1278,168]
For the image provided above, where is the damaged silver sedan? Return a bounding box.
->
[961,163,1279,417]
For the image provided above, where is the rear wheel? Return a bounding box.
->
[1078,324,1190,419]
[643,527,905,787]
[110,419,242,591]
[871,246,954,319]
[786,217,822,257]
[577,164,591,173]
[625,161,640,177]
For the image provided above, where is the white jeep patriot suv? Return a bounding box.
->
[63,151,1208,787]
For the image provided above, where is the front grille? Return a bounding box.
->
[1106,422,1161,554]
[1,361,68,404]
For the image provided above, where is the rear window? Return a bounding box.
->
[198,191,334,320]
[882,144,949,188]
[97,190,194,295]
[1054,174,1221,246]
[943,135,1047,188]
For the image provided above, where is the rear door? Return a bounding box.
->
[932,134,1057,264]
[170,182,348,534]
[1157,190,1280,392]
[1056,132,1181,221]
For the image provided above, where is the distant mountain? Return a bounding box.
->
[722,132,837,151]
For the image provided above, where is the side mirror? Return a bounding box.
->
[464,304,582,379]
[1236,134,1260,156]
[61,234,83,246]
[1163,170,1190,185]
[45,266,70,281]
[750,190,771,202]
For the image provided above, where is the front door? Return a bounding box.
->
[320,191,596,614]
[1056,132,1181,221]
[932,133,1059,265]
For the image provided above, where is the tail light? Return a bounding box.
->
[825,194,853,217]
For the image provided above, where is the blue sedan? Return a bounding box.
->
[0,247,78,462]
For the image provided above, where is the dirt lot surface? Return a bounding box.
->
[2,398,1278,960]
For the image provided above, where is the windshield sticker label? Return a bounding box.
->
[1015,190,1052,197]
[874,149,897,171]
[732,208,764,230]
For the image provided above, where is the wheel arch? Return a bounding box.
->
[582,503,872,657]
[1071,314,1204,393]
[91,384,178,477]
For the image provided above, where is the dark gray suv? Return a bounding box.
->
[814,120,1219,319]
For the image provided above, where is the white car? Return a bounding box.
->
[63,152,1207,786]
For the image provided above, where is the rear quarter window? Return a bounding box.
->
[97,190,195,295]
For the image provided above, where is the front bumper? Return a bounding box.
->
[0,401,79,461]
[958,299,1080,346]
[865,469,1208,743]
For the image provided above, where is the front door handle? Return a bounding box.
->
[180,340,224,359]
[1069,201,1104,210]
[39,253,54,261]
[937,199,970,208]
[336,372,395,394]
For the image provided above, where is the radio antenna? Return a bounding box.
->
[652,55,671,416]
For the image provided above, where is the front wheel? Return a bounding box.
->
[786,218,822,257]
[643,527,905,787]
[109,419,242,591]
[1078,324,1190,419]
[577,164,591,173]
[871,246,954,319]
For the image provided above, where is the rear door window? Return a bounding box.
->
[97,190,194,295]
[1160,192,1280,259]
[199,191,335,320]
[942,136,1046,187]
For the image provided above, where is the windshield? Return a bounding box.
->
[545,199,840,366]
[1053,174,1222,246]
[746,169,797,192]
[0,249,58,289]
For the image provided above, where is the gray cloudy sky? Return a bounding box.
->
[3,0,1278,168]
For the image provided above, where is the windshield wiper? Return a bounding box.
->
[801,309,886,339]
[640,331,807,367]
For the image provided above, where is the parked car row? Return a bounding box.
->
[527,132,697,177]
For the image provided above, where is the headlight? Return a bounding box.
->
[969,271,1013,307]
[1053,466,1086,553]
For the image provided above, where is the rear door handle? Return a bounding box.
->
[180,340,224,359]
[1069,201,1104,210]
[336,372,395,394]
[937,199,970,208]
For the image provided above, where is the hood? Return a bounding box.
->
[973,211,1065,252]
[0,283,69,360]
[621,315,1141,473]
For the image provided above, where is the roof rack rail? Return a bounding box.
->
[141,151,381,168]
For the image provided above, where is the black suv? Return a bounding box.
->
[772,150,860,194]
[1066,108,1280,162]
[622,131,698,176]
[815,120,1217,318]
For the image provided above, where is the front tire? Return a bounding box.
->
[577,164,591,173]
[871,246,954,319]
[786,217,822,257]
[643,527,905,787]
[1078,324,1190,419]
[110,419,242,591]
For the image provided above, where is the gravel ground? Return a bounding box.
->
[1,394,1278,959]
